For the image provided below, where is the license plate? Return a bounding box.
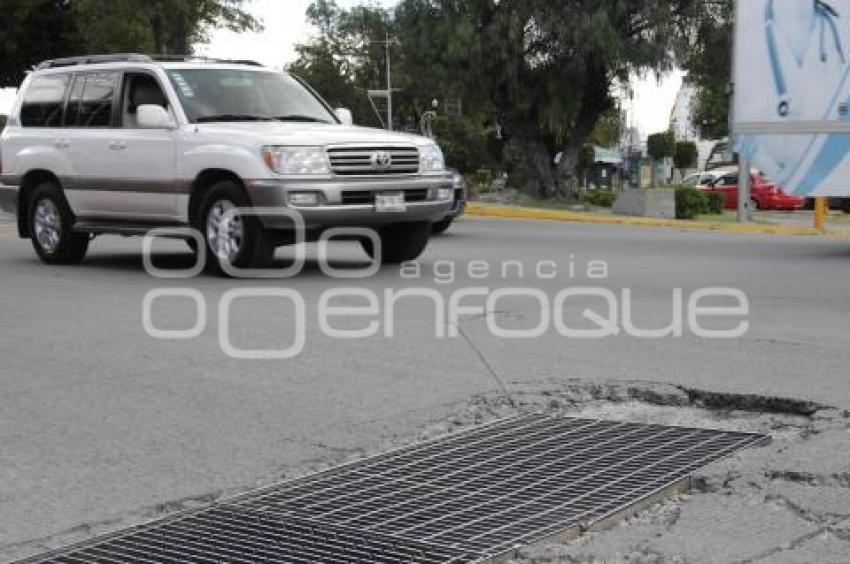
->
[375,192,407,213]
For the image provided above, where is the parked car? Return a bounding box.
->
[706,171,804,211]
[682,171,723,189]
[0,54,455,270]
[432,169,467,234]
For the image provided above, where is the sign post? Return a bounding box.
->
[732,0,850,220]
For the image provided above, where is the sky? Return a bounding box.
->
[1,0,683,137]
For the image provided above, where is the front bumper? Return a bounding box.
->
[245,175,455,229]
[763,197,805,210]
[0,184,18,216]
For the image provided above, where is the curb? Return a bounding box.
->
[466,203,846,238]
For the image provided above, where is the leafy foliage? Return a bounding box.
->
[675,185,722,219]
[293,0,705,197]
[0,0,83,87]
[647,131,675,160]
[683,0,733,140]
[582,190,616,208]
[674,141,698,171]
[432,116,497,173]
[577,145,596,173]
[0,0,259,88]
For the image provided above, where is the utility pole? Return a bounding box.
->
[385,32,393,131]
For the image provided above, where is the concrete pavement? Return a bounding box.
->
[2,216,850,561]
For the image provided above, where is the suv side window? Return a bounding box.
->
[20,74,71,127]
[121,73,169,128]
[66,72,119,128]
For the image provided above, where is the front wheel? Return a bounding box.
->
[198,180,273,273]
[361,222,431,265]
[750,197,761,211]
[28,182,89,265]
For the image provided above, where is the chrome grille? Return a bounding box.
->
[327,146,420,176]
[340,189,430,205]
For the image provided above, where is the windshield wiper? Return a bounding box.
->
[274,115,331,123]
[196,114,276,123]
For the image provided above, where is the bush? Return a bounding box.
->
[674,141,698,172]
[647,131,676,161]
[475,169,493,193]
[705,192,724,215]
[675,186,709,219]
[582,190,616,208]
[432,116,497,173]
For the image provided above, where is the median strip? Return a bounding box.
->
[466,202,846,238]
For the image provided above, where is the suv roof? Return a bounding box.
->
[37,53,263,71]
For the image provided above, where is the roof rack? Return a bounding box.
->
[37,54,152,69]
[148,55,263,66]
[36,54,264,70]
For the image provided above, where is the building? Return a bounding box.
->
[668,80,717,172]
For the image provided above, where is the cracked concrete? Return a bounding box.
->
[8,378,846,563]
[459,380,850,564]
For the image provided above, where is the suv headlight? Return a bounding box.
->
[262,146,330,175]
[419,144,445,173]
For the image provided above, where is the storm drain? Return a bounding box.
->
[20,415,767,563]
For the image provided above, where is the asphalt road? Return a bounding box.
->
[2,215,850,559]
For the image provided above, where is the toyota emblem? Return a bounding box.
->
[370,151,393,171]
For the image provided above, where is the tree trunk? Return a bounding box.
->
[151,10,165,55]
[503,137,557,199]
[555,60,613,198]
[173,11,189,55]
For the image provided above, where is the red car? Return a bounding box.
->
[706,171,804,211]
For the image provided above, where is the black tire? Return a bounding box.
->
[432,217,454,235]
[197,180,273,273]
[361,222,431,265]
[28,182,89,265]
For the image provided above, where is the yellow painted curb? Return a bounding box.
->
[466,203,849,238]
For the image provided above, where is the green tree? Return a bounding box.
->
[288,0,385,128]
[647,131,675,161]
[576,144,596,188]
[647,131,675,186]
[684,0,732,140]
[0,0,260,88]
[294,0,706,198]
[674,140,698,177]
[588,108,624,149]
[74,0,260,56]
[0,0,83,87]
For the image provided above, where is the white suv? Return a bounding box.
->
[0,54,454,269]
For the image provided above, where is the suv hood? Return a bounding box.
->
[193,122,433,147]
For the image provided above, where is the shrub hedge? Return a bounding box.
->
[582,190,616,208]
[675,186,724,219]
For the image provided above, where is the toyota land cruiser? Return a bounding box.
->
[0,54,454,271]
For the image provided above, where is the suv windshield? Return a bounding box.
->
[167,69,336,124]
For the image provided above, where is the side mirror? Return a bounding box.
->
[137,104,175,129]
[335,108,353,126]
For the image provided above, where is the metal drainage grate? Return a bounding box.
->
[19,415,767,563]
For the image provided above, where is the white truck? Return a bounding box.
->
[0,54,455,270]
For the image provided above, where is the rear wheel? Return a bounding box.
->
[198,180,273,273]
[28,182,89,265]
[361,222,431,265]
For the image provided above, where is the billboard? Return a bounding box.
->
[734,0,850,196]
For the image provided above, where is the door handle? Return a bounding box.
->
[54,140,70,149]
[109,141,127,151]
